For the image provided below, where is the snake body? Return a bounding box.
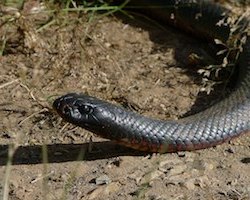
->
[53,0,250,153]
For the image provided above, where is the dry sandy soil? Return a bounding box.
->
[0,1,249,200]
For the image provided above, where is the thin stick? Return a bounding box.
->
[18,108,48,125]
[0,79,19,89]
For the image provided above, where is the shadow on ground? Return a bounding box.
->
[0,142,147,165]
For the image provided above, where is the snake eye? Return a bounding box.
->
[78,104,93,114]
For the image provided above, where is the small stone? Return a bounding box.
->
[159,159,182,172]
[165,178,181,186]
[194,175,210,188]
[177,151,186,157]
[226,147,235,154]
[150,170,165,181]
[167,165,187,177]
[104,42,112,48]
[95,175,111,185]
[88,182,120,199]
[104,182,120,194]
[181,179,196,190]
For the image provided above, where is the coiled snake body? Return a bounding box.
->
[53,0,250,153]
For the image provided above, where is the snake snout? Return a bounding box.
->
[53,97,61,111]
[53,93,77,116]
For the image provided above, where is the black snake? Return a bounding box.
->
[53,0,250,153]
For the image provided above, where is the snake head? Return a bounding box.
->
[53,93,110,130]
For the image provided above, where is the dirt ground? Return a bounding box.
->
[0,1,250,200]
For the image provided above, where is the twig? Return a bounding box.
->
[0,79,19,89]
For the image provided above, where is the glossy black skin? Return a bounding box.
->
[53,0,250,152]
[53,93,111,134]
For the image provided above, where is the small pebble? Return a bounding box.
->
[88,182,120,199]
[159,159,182,172]
[167,165,187,176]
[194,175,210,188]
[181,179,196,190]
[95,175,111,185]
[151,170,165,180]
[226,147,235,154]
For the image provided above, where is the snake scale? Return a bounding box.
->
[53,0,250,153]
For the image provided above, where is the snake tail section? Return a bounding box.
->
[53,0,250,153]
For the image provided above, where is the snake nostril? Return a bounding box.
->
[63,105,71,115]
